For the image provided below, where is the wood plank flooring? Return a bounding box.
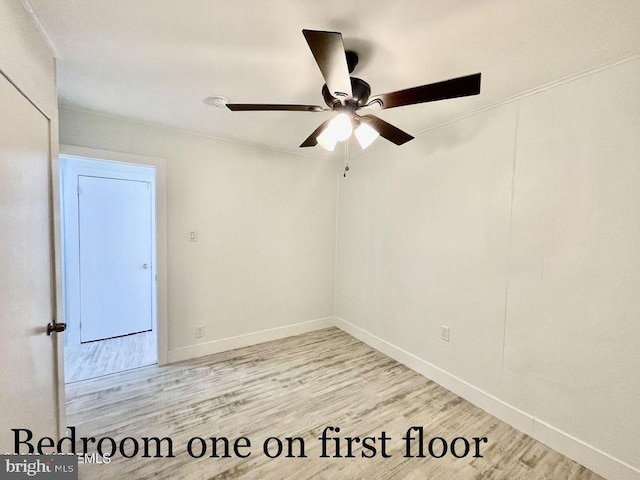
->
[65,330,157,383]
[65,328,603,479]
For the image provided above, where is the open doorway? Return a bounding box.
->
[60,153,160,383]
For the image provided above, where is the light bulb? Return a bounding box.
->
[317,129,337,151]
[354,122,380,149]
[328,113,353,141]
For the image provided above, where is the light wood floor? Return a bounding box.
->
[66,328,602,479]
[65,330,157,383]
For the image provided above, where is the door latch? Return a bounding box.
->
[47,320,67,335]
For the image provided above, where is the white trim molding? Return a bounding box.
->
[168,317,335,363]
[334,317,640,480]
[59,144,169,366]
[19,1,60,59]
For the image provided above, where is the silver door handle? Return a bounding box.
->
[143,264,149,269]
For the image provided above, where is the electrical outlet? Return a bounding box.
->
[440,326,450,342]
[195,325,204,338]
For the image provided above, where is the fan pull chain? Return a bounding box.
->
[343,139,350,177]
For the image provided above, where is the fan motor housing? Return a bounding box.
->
[322,77,371,109]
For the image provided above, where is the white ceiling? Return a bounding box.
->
[28,0,640,156]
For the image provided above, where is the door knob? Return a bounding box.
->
[47,320,67,335]
[143,264,149,269]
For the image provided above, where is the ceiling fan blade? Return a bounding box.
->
[370,73,481,110]
[360,115,414,145]
[226,103,325,112]
[300,119,332,147]
[302,29,353,99]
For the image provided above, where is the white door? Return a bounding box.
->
[78,175,153,342]
[0,75,60,450]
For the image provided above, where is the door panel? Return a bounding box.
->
[0,75,58,450]
[78,175,153,342]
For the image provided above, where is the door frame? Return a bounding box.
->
[59,145,168,365]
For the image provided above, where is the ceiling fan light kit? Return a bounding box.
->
[327,113,353,141]
[226,29,481,151]
[354,122,380,149]
[317,129,338,151]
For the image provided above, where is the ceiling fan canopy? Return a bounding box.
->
[227,29,481,150]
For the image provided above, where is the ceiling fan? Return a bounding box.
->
[227,29,481,151]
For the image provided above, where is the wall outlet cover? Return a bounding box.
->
[440,326,450,342]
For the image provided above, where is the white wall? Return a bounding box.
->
[336,58,640,478]
[59,108,338,360]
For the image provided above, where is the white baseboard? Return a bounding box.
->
[165,315,638,479]
[334,317,640,480]
[167,317,335,363]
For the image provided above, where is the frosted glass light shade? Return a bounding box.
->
[328,113,353,141]
[317,129,337,151]
[354,122,380,149]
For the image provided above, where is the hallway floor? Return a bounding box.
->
[64,330,157,383]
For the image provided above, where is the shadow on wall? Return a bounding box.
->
[352,106,497,169]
